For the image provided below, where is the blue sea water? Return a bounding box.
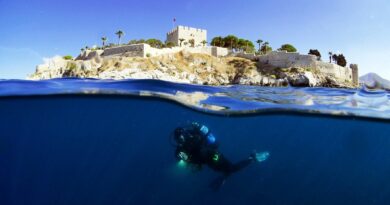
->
[1,78,390,205]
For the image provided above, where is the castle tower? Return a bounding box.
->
[166,26,207,47]
[350,64,359,86]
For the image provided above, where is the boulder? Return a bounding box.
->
[287,74,309,87]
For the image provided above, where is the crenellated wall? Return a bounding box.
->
[166,26,207,47]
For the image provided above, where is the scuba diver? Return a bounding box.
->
[172,122,270,190]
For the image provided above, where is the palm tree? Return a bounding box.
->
[201,40,207,47]
[101,36,107,47]
[264,41,269,53]
[179,38,185,47]
[115,30,124,45]
[328,52,333,63]
[332,54,338,64]
[188,39,195,47]
[256,39,263,52]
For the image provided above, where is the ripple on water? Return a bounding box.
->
[0,78,390,120]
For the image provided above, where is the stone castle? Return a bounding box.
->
[74,25,358,86]
[166,26,207,47]
[94,25,228,58]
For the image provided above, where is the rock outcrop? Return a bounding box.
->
[28,51,356,88]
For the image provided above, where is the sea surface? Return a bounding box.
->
[0,78,390,205]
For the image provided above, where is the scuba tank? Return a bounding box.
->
[192,122,216,145]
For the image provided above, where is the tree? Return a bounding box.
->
[81,48,85,52]
[145,39,164,48]
[237,39,255,53]
[188,39,195,47]
[261,42,272,54]
[179,38,185,47]
[223,35,239,50]
[115,30,124,45]
[101,36,107,47]
[245,40,255,53]
[183,42,188,46]
[210,36,224,47]
[308,49,321,60]
[128,39,138,45]
[237,38,246,52]
[278,44,297,52]
[256,39,263,52]
[331,54,347,67]
[211,35,253,52]
[337,54,347,67]
[165,41,175,48]
[332,54,338,64]
[328,52,333,63]
[201,40,207,46]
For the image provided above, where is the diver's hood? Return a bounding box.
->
[174,128,190,145]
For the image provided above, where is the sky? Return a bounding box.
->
[0,0,389,79]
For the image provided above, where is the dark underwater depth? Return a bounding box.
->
[1,94,390,205]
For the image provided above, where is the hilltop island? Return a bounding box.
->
[29,26,359,88]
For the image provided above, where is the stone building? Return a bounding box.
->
[258,51,359,86]
[166,26,207,47]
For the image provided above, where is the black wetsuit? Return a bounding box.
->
[174,124,254,176]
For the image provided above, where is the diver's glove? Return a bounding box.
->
[250,151,270,162]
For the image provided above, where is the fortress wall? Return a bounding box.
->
[258,51,317,68]
[183,47,212,55]
[258,51,354,82]
[143,45,183,57]
[102,44,146,57]
[233,53,257,60]
[101,44,228,58]
[315,61,352,81]
[212,47,229,57]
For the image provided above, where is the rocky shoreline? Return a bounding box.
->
[28,50,356,88]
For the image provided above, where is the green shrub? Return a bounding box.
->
[67,62,77,70]
[278,44,297,52]
[146,53,151,57]
[63,55,73,60]
[165,42,175,48]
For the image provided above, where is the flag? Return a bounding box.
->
[173,18,176,23]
